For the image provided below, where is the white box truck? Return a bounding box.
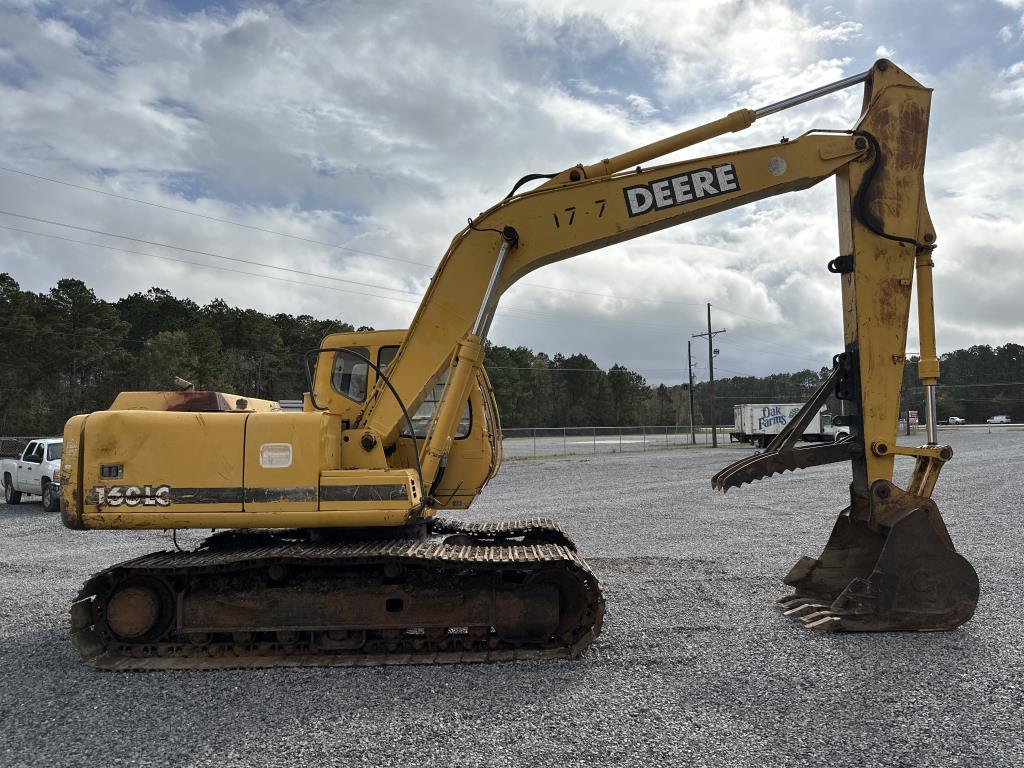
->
[730,404,841,448]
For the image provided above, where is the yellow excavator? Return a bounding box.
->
[60,60,979,669]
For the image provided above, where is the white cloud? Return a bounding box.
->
[0,1,1022,385]
[626,93,658,117]
[39,18,78,46]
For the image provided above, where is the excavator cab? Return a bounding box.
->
[305,329,503,510]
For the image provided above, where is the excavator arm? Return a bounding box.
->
[357,61,925,490]
[356,130,865,451]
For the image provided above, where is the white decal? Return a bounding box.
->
[715,165,738,191]
[624,163,740,217]
[95,485,171,507]
[624,186,654,215]
[757,406,788,430]
[260,442,293,469]
[767,156,787,176]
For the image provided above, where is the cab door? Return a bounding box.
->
[17,442,42,493]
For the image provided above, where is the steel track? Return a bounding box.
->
[70,518,605,670]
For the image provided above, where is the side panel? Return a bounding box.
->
[319,468,421,526]
[79,410,247,528]
[242,412,340,513]
[60,420,87,529]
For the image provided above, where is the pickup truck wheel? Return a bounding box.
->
[42,482,59,513]
[4,476,21,505]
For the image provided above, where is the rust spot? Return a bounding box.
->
[876,273,911,328]
[165,391,237,412]
[896,102,927,172]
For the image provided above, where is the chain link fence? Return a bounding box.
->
[500,425,733,459]
[0,437,34,459]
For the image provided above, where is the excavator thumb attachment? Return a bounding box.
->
[712,357,861,491]
[779,480,979,632]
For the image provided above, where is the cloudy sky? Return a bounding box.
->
[1,0,1022,385]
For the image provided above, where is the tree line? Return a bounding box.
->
[0,274,352,435]
[1,274,1020,435]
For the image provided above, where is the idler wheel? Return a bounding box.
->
[104,578,172,642]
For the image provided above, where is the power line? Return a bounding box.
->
[905,381,1024,389]
[486,366,681,374]
[725,335,829,365]
[0,201,725,315]
[713,365,761,377]
[0,166,715,307]
[0,164,436,267]
[0,224,429,305]
[0,209,425,296]
[727,329,833,363]
[0,189,837,352]
[715,304,793,330]
[0,223,697,332]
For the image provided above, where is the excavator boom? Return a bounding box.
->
[61,60,978,669]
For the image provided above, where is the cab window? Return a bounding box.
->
[47,443,62,461]
[378,345,399,373]
[404,368,471,440]
[331,347,370,402]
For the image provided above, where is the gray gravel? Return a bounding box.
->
[1,429,1022,767]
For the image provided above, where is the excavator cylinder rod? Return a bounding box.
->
[753,68,871,119]
[581,66,872,181]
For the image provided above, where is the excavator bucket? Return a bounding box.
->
[778,480,979,631]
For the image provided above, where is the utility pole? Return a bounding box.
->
[692,303,726,447]
[687,340,696,445]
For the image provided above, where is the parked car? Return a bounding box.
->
[986,415,1011,424]
[1,438,62,512]
[948,416,966,425]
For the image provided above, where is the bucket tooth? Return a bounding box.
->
[804,615,842,632]
[799,609,833,623]
[782,602,827,617]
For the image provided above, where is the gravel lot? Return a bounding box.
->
[1,429,1021,767]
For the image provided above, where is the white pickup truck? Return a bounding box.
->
[2,438,63,512]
